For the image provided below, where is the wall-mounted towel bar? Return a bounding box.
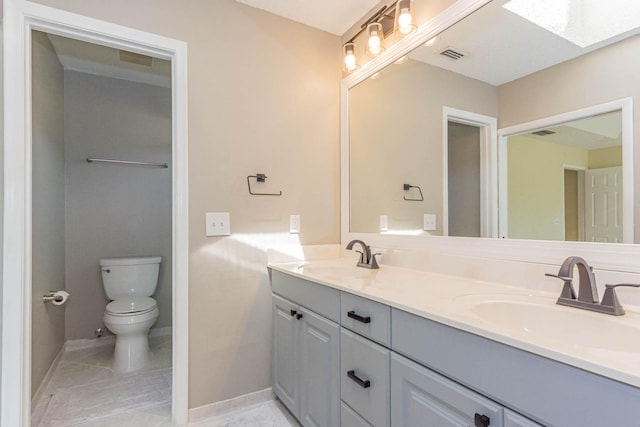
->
[247,173,282,196]
[87,157,168,168]
[403,183,424,201]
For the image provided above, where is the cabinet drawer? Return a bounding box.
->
[391,352,503,427]
[341,292,390,346]
[340,328,390,427]
[271,270,340,322]
[341,402,372,427]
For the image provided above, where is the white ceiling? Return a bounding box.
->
[234,0,380,35]
[47,33,171,88]
[521,111,622,151]
[408,0,640,85]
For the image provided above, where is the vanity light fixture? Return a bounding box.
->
[343,43,358,72]
[396,0,416,35]
[366,22,385,56]
[342,1,419,73]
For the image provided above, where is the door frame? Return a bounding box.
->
[498,97,633,242]
[442,107,498,237]
[2,1,190,425]
[562,164,586,242]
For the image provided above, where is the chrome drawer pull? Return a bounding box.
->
[347,370,371,388]
[347,310,371,324]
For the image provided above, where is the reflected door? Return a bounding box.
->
[584,166,622,243]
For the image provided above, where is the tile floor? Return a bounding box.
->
[32,335,299,426]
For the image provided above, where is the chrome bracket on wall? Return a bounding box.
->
[403,183,424,201]
[247,173,282,196]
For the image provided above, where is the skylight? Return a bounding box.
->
[503,0,640,48]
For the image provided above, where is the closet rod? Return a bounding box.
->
[86,157,168,168]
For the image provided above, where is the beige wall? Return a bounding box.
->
[31,0,341,408]
[350,59,496,233]
[589,145,622,169]
[507,135,588,241]
[64,71,172,339]
[498,35,640,241]
[31,31,66,396]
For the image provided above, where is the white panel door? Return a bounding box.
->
[584,166,622,243]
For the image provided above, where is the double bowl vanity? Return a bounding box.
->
[269,257,640,427]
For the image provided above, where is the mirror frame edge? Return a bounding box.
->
[340,0,640,274]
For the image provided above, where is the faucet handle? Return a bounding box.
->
[545,273,576,299]
[600,284,640,316]
[370,253,381,269]
[354,250,365,264]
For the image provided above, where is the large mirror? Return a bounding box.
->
[349,0,639,243]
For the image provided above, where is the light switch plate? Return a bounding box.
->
[423,214,437,231]
[380,215,388,232]
[290,215,300,234]
[206,212,230,236]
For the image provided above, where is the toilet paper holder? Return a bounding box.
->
[42,291,68,304]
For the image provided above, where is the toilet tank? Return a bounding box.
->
[100,256,161,300]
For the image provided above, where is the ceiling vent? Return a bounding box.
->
[531,129,556,136]
[440,47,465,60]
[118,50,153,67]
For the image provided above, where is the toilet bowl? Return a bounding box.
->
[103,296,159,372]
[100,256,161,373]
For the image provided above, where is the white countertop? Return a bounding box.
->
[269,258,640,389]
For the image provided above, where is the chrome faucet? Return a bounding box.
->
[346,240,379,269]
[546,256,640,315]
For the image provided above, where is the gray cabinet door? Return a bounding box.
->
[298,308,340,427]
[391,353,503,427]
[272,294,299,416]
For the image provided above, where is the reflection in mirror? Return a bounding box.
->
[348,0,639,243]
[504,111,623,243]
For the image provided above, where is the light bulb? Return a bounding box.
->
[343,43,357,72]
[368,34,381,55]
[366,23,384,56]
[398,9,413,34]
[345,52,356,71]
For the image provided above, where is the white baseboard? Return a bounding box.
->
[188,387,274,423]
[31,345,65,408]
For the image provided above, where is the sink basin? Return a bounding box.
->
[455,294,640,355]
[295,262,374,279]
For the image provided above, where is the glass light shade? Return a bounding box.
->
[343,43,358,72]
[396,0,417,35]
[366,22,385,56]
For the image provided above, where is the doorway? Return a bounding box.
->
[31,29,173,425]
[2,2,189,425]
[498,101,631,243]
[442,107,498,238]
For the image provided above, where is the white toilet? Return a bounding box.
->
[101,256,161,373]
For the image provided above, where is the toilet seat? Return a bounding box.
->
[106,296,157,316]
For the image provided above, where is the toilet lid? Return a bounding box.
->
[107,296,157,315]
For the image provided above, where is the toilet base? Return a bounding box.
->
[112,333,151,373]
[104,305,159,373]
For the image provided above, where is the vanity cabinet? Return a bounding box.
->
[390,352,503,427]
[272,268,639,426]
[272,271,340,427]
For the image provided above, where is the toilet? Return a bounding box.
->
[100,256,161,373]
